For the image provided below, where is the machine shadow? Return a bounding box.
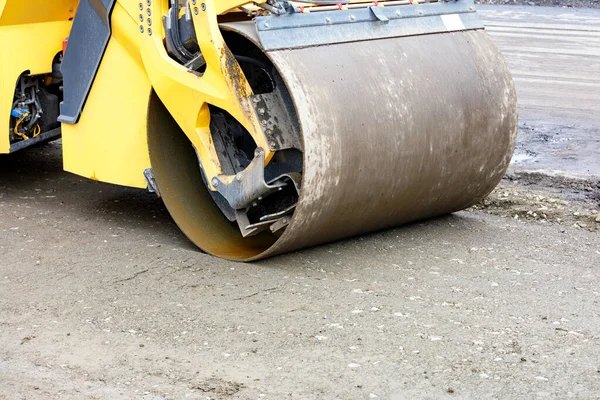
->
[0,141,192,249]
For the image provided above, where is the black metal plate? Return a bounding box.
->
[58,0,117,124]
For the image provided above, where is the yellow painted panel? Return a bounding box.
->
[62,30,152,188]
[0,0,76,26]
[0,20,73,153]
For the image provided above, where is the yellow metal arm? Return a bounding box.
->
[140,0,272,189]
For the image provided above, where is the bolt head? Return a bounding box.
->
[194,7,198,14]
[139,3,143,10]
[139,14,143,21]
[192,0,196,4]
[147,28,152,35]
[146,0,151,6]
[147,18,152,25]
[211,178,219,187]
[258,108,265,115]
[201,3,206,11]
[139,25,144,33]
[147,8,151,15]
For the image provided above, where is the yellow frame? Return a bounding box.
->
[0,0,77,153]
[141,0,275,190]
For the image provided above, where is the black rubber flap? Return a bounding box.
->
[58,0,116,124]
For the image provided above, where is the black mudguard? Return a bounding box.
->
[58,0,117,124]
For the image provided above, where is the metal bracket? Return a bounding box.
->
[255,0,482,51]
[370,6,390,23]
[251,86,302,152]
[9,127,61,153]
[144,168,161,197]
[234,172,301,237]
[213,148,285,210]
[184,53,206,71]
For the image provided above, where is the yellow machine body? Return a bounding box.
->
[61,1,152,188]
[0,0,76,153]
[62,0,274,189]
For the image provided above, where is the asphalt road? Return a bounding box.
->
[1,5,599,400]
[479,5,600,176]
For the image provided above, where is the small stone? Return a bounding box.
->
[348,363,361,368]
[535,376,549,381]
[491,282,499,287]
[595,215,600,223]
[369,394,379,399]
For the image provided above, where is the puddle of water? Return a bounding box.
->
[511,152,534,164]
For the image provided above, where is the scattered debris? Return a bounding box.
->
[192,377,244,396]
[471,169,599,231]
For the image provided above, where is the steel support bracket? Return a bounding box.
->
[370,6,390,23]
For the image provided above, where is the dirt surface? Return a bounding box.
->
[473,168,600,231]
[476,0,600,9]
[1,141,600,400]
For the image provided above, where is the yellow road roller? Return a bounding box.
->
[0,0,517,260]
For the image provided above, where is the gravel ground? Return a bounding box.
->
[473,169,600,232]
[0,141,599,400]
[476,0,600,9]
